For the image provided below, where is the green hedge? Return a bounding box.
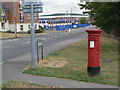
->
[27,29,44,34]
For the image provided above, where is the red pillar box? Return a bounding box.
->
[86,29,103,76]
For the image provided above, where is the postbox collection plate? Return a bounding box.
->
[90,41,94,48]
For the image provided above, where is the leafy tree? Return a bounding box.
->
[0,1,2,21]
[78,1,120,34]
[80,17,88,24]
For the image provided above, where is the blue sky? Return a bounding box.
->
[40,0,85,15]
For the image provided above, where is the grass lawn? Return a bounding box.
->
[0,32,30,39]
[2,80,57,89]
[23,32,118,86]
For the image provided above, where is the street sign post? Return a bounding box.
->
[37,40,43,63]
[23,1,43,13]
[23,0,43,68]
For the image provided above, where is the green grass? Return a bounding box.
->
[23,32,118,86]
[2,80,57,89]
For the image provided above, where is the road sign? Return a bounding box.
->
[38,41,43,47]
[23,0,43,13]
[11,17,17,24]
[23,1,43,6]
[23,7,43,13]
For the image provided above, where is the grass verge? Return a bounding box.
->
[2,80,57,89]
[0,33,30,39]
[23,32,118,86]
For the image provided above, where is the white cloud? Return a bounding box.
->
[40,0,83,15]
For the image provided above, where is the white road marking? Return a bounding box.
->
[3,46,10,49]
[13,39,19,41]
[0,62,4,65]
[20,42,30,45]
[0,46,10,50]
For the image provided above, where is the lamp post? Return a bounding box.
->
[30,2,36,68]
[23,0,43,68]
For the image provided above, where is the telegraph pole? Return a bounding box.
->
[30,2,36,68]
[14,0,17,38]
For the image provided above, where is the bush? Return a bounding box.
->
[4,30,14,33]
[80,17,88,24]
[27,29,43,34]
[18,31,28,34]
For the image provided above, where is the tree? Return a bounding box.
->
[0,1,2,21]
[80,17,88,24]
[78,1,120,35]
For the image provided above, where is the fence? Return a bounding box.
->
[44,23,90,31]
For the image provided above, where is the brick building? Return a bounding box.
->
[1,0,39,32]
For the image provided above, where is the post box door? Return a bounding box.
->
[95,36,100,66]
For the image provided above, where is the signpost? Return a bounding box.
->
[23,0,43,68]
[37,40,43,63]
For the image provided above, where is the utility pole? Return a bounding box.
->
[30,2,36,68]
[14,0,17,38]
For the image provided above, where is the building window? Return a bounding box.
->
[1,10,5,15]
[28,13,30,19]
[34,13,37,19]
[35,24,37,29]
[1,22,5,29]
[20,25,23,30]
[28,25,31,29]
[19,1,23,9]
[20,13,24,22]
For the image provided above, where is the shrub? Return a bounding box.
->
[17,31,28,34]
[80,17,88,24]
[3,30,14,33]
[27,29,43,34]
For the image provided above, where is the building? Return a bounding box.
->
[39,13,90,31]
[39,13,89,28]
[1,0,40,32]
[0,4,9,31]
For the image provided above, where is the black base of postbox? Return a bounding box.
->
[87,67,100,76]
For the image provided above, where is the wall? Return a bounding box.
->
[9,23,39,32]
[0,21,9,31]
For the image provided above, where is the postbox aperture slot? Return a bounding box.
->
[90,41,94,48]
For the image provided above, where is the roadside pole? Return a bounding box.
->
[14,0,17,38]
[23,0,43,68]
[30,2,36,68]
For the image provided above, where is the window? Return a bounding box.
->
[1,10,5,15]
[34,13,37,19]
[1,22,5,29]
[28,13,30,19]
[19,1,23,9]
[20,25,23,30]
[20,13,24,22]
[28,25,31,29]
[35,24,37,29]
